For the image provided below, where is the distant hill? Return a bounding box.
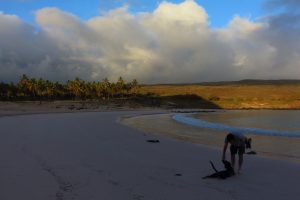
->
[144,79,300,86]
[200,79,300,86]
[139,80,300,109]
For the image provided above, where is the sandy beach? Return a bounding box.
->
[0,105,300,200]
[122,112,300,163]
[0,101,147,117]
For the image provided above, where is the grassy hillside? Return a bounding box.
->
[137,83,300,109]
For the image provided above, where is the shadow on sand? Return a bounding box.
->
[131,94,221,109]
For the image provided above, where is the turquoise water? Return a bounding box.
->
[173,110,300,137]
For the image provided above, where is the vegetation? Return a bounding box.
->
[0,74,139,101]
[1,76,300,109]
[139,82,300,109]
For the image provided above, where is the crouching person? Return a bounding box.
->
[222,132,247,174]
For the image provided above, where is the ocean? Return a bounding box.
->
[173,110,300,137]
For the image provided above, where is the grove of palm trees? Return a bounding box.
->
[0,74,139,101]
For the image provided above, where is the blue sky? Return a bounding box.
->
[0,0,265,27]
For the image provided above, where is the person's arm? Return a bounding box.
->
[222,142,228,160]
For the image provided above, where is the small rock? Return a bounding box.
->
[146,139,160,143]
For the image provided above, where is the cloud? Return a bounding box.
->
[258,0,300,78]
[264,0,300,10]
[0,0,300,83]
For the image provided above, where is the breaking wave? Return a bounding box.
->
[172,114,300,137]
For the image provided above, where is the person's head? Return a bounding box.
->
[226,133,235,144]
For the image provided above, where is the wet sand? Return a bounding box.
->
[121,113,300,163]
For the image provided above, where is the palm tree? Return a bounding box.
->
[101,78,111,100]
[129,79,139,96]
[67,77,86,99]
[115,76,126,97]
[1,74,140,101]
[17,74,30,98]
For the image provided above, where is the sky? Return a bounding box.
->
[0,0,265,28]
[0,0,300,83]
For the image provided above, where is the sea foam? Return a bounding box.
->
[172,114,300,137]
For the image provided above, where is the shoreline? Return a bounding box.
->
[121,112,300,164]
[2,101,300,164]
[0,108,300,199]
[1,101,300,121]
[0,100,167,118]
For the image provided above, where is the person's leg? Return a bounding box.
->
[230,145,237,170]
[238,146,245,173]
[238,154,243,173]
[231,153,236,169]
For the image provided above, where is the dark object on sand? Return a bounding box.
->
[147,139,160,143]
[245,138,252,149]
[175,173,182,176]
[246,151,257,155]
[245,138,256,154]
[202,160,235,179]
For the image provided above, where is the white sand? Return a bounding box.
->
[0,111,300,200]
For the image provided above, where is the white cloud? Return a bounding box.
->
[0,0,300,83]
